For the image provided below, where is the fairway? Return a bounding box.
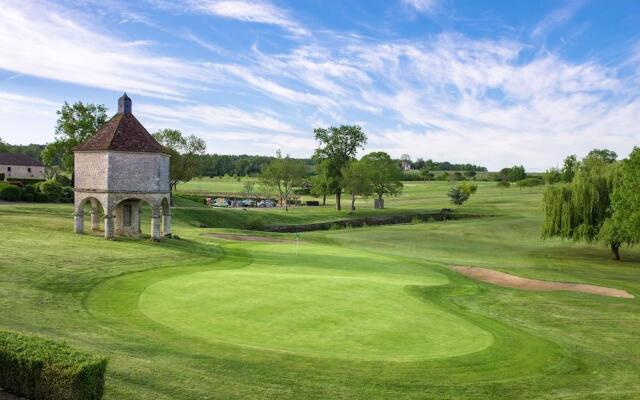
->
[2,181,639,399]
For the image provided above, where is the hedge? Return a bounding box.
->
[0,330,108,400]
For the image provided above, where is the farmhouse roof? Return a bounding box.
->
[0,153,44,166]
[74,94,166,153]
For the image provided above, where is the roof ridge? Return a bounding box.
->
[105,113,124,151]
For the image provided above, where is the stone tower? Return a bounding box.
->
[73,94,171,240]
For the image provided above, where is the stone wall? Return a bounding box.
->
[74,152,109,191]
[1,164,45,180]
[106,152,170,192]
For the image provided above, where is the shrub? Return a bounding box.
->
[22,184,36,202]
[447,185,471,205]
[305,200,320,206]
[245,216,265,230]
[61,186,74,203]
[0,173,4,181]
[40,180,64,202]
[54,174,72,187]
[7,178,44,186]
[0,330,108,400]
[0,184,22,201]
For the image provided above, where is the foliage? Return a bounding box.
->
[505,165,527,182]
[0,137,48,163]
[496,180,511,192]
[260,151,305,211]
[242,180,255,197]
[561,154,578,183]
[544,168,562,184]
[447,184,472,205]
[420,167,434,181]
[313,125,367,210]
[517,177,543,191]
[604,147,640,255]
[310,160,331,205]
[41,102,108,173]
[0,184,22,201]
[542,152,622,259]
[153,129,207,192]
[341,160,373,212]
[40,180,64,202]
[587,148,617,164]
[244,216,266,230]
[360,152,403,202]
[417,159,487,172]
[0,330,108,400]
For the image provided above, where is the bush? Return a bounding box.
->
[0,330,108,400]
[245,216,265,230]
[0,184,22,201]
[54,174,72,187]
[21,184,36,202]
[61,186,74,203]
[447,185,471,205]
[0,173,4,181]
[6,178,44,186]
[305,200,320,206]
[40,180,64,202]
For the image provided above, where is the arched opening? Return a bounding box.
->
[114,198,156,238]
[74,197,105,235]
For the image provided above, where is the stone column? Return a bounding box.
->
[91,209,100,231]
[162,212,171,237]
[104,214,115,239]
[151,215,162,241]
[74,211,84,234]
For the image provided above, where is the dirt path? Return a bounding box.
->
[453,266,634,299]
[203,233,293,243]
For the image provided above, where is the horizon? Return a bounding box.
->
[1,0,639,170]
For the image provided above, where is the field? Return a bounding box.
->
[1,181,639,399]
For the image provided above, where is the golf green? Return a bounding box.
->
[137,243,493,361]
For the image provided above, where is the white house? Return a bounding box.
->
[0,153,45,181]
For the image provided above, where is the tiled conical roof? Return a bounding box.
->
[74,94,166,153]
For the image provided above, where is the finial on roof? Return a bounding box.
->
[118,92,132,114]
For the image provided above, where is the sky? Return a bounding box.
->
[0,0,639,170]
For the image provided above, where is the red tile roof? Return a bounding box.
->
[0,153,44,166]
[74,112,167,153]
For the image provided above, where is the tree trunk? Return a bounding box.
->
[350,194,356,212]
[611,242,621,261]
[336,191,341,211]
[322,193,326,206]
[285,198,289,211]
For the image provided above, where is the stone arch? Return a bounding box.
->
[74,194,107,235]
[112,197,159,239]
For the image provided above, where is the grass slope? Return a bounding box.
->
[0,181,639,399]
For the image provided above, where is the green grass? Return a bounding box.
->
[1,181,639,399]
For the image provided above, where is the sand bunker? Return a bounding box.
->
[453,266,634,299]
[203,233,292,243]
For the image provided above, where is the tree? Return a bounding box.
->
[360,152,403,209]
[419,166,434,182]
[542,152,621,259]
[561,155,578,182]
[312,125,367,211]
[0,137,8,153]
[448,184,471,205]
[260,151,305,211]
[41,102,108,179]
[517,177,543,192]
[153,129,206,198]
[544,168,562,184]
[507,165,526,182]
[496,180,511,193]
[242,180,255,197]
[310,159,331,206]
[341,160,373,212]
[587,148,617,164]
[464,171,477,179]
[603,147,640,259]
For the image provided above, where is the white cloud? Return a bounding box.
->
[0,0,216,100]
[190,0,308,35]
[0,91,59,144]
[531,0,585,38]
[401,0,440,13]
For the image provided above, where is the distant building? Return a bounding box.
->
[0,153,45,181]
[401,160,412,171]
[73,93,171,240]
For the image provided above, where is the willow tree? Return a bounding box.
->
[542,153,624,259]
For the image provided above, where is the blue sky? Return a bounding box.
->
[1,0,639,170]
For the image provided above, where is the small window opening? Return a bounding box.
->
[123,204,132,226]
[28,167,31,172]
